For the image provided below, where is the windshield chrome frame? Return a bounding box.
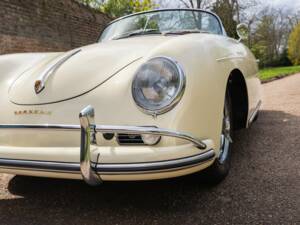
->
[98,8,227,42]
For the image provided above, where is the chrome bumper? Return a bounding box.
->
[0,106,214,186]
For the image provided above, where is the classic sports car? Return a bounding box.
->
[0,9,261,185]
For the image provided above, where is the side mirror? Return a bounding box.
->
[236,23,249,42]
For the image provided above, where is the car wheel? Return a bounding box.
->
[201,90,233,184]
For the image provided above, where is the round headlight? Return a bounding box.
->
[132,57,185,115]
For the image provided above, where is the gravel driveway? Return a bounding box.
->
[0,74,299,225]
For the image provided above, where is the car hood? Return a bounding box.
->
[9,36,172,105]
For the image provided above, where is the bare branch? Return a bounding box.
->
[189,0,195,8]
[179,0,192,8]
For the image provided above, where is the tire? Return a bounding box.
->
[201,90,233,184]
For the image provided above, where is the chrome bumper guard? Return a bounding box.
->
[0,106,213,186]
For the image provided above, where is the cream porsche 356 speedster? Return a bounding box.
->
[0,9,262,185]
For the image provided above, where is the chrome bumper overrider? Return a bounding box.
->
[0,106,214,186]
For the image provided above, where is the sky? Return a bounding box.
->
[264,0,300,10]
[158,0,300,12]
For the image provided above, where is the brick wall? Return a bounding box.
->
[0,0,111,54]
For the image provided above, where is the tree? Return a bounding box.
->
[177,0,237,37]
[177,0,257,38]
[77,0,104,8]
[102,0,157,18]
[288,23,300,65]
[178,0,212,9]
[76,0,157,18]
[251,13,277,66]
[212,0,239,38]
[250,7,296,67]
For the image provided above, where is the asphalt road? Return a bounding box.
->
[0,74,299,225]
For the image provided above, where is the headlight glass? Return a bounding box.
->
[132,57,185,115]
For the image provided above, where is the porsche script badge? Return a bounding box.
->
[14,110,52,116]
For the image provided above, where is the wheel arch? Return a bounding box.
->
[227,69,249,130]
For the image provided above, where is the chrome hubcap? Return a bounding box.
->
[218,101,232,164]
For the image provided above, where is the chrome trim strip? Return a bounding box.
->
[0,150,214,175]
[95,125,206,149]
[0,124,80,130]
[93,150,215,173]
[0,105,209,185]
[0,158,79,172]
[248,100,262,126]
[216,55,245,62]
[0,124,206,149]
[34,49,81,94]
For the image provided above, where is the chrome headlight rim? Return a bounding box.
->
[132,56,186,116]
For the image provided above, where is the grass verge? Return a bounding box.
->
[259,65,300,83]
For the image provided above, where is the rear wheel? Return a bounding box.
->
[202,90,233,184]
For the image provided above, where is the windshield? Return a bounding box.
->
[99,10,223,42]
